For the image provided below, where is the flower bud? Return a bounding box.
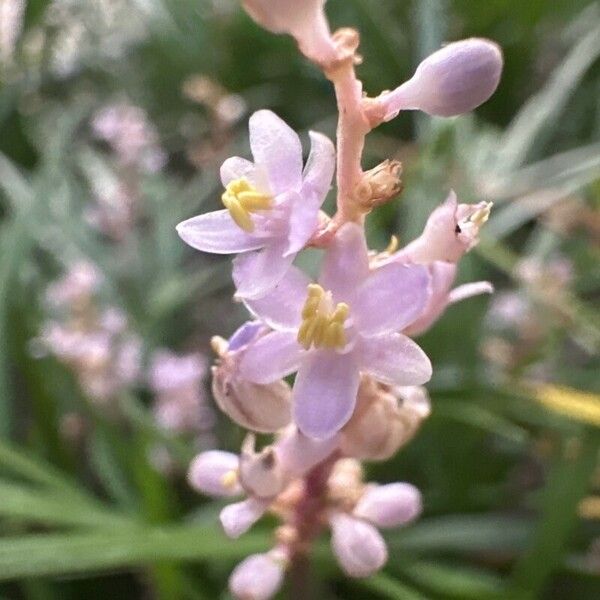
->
[380,38,503,120]
[229,551,286,600]
[187,450,242,497]
[220,497,269,539]
[354,483,422,528]
[340,377,430,461]
[241,0,337,65]
[239,434,285,499]
[211,324,292,433]
[330,513,388,577]
[389,191,492,265]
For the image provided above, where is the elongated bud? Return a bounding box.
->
[239,434,285,498]
[390,191,492,264]
[220,497,269,539]
[379,38,502,120]
[241,0,337,65]
[340,377,430,461]
[211,324,292,433]
[354,483,422,528]
[188,451,242,497]
[229,550,286,600]
[330,513,388,577]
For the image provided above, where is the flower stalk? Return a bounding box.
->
[178,2,504,598]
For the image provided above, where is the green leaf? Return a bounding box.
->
[508,428,600,599]
[398,560,504,599]
[0,480,133,529]
[390,514,532,554]
[0,526,269,581]
[358,573,428,600]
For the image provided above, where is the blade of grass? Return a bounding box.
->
[0,526,269,581]
[508,428,600,599]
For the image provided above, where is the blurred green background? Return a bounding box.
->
[0,0,599,598]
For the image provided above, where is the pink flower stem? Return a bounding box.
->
[324,32,371,229]
[288,451,340,597]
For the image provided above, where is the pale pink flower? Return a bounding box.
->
[188,450,242,497]
[150,350,212,434]
[239,223,432,439]
[177,110,335,299]
[92,102,166,172]
[353,483,422,528]
[329,513,388,578]
[211,322,292,433]
[45,261,102,308]
[378,38,503,120]
[380,192,494,336]
[241,0,336,65]
[229,550,286,600]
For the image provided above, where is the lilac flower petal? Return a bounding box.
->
[293,350,360,439]
[220,497,269,539]
[176,210,265,254]
[227,321,265,352]
[229,553,284,600]
[232,240,295,299]
[354,483,422,529]
[319,223,369,303]
[285,189,322,256]
[220,156,255,187]
[360,333,432,386]
[353,263,431,335]
[448,280,494,304]
[302,131,335,201]
[330,513,388,578]
[243,266,310,330]
[238,330,302,384]
[249,110,303,195]
[187,451,242,497]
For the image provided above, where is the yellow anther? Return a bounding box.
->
[221,470,239,490]
[297,284,350,350]
[221,178,272,232]
[385,235,399,255]
[470,202,493,227]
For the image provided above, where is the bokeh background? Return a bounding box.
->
[0,0,599,598]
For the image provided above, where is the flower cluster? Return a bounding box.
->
[178,2,503,597]
[36,261,142,406]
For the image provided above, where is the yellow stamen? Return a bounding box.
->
[297,284,350,350]
[221,178,272,232]
[470,202,493,227]
[221,469,239,490]
[385,235,399,254]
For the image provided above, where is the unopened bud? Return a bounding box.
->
[211,323,292,433]
[354,160,403,210]
[379,38,503,120]
[389,191,492,264]
[188,451,242,497]
[229,551,286,600]
[354,483,422,528]
[239,434,285,499]
[220,497,269,539]
[340,377,430,461]
[330,513,388,578]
